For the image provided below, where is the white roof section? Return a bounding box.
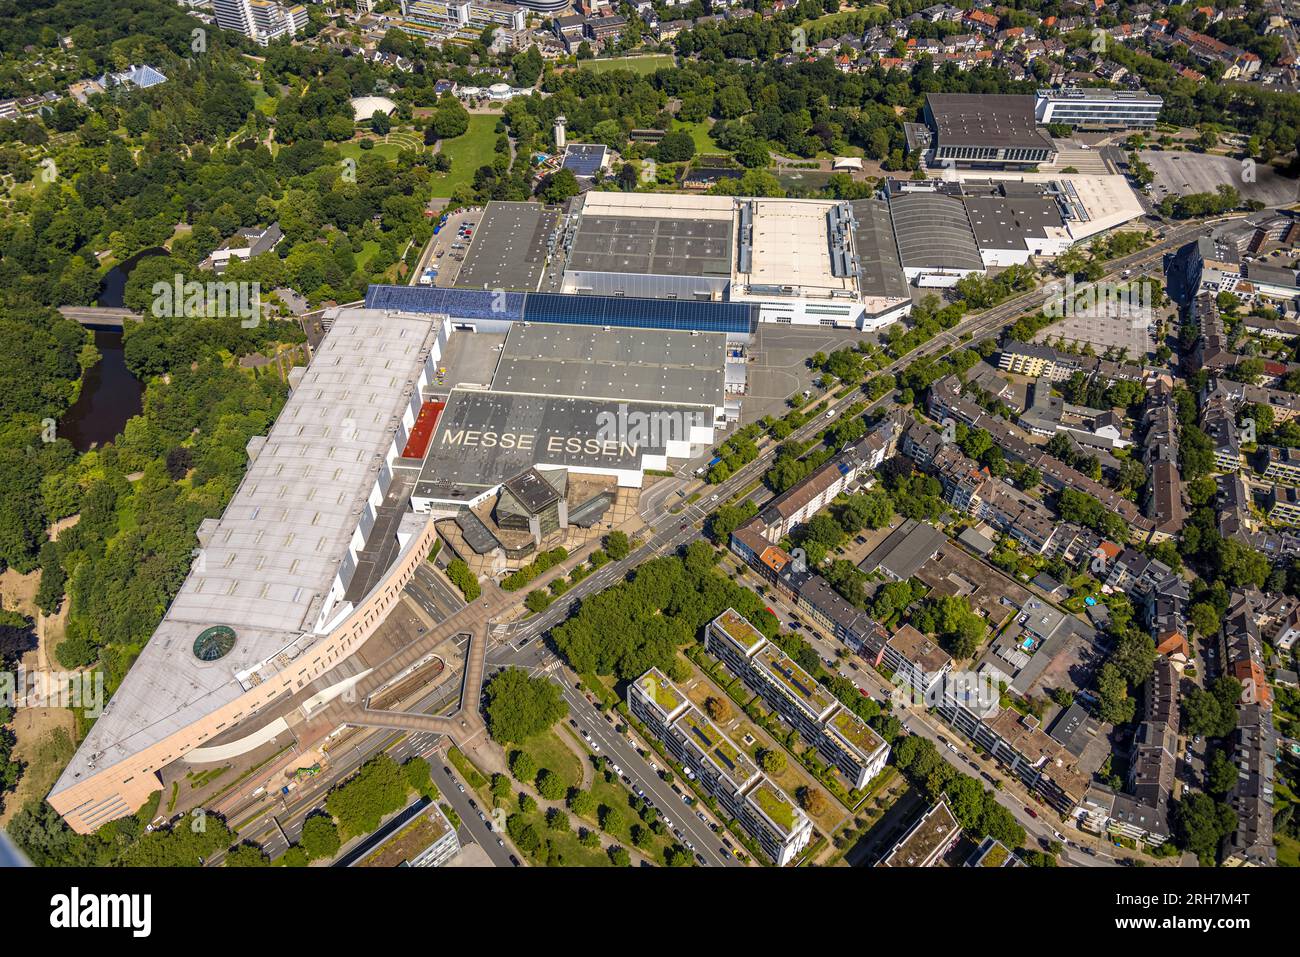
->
[744,198,857,296]
[943,170,1145,242]
[53,308,437,796]
[575,191,736,222]
[351,95,397,120]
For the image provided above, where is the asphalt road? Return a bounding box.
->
[554,670,741,867]
[432,757,518,867]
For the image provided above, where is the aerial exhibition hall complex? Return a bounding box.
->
[49,140,1146,833]
[6,0,1285,887]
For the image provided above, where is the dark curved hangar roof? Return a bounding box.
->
[888,192,985,272]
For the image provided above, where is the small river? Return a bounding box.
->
[59,248,165,452]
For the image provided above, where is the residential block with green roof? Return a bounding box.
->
[627,667,813,867]
[706,610,890,790]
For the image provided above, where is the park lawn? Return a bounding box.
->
[513,808,614,866]
[251,87,277,117]
[519,728,584,791]
[580,54,674,75]
[355,240,382,271]
[428,114,499,197]
[672,119,726,155]
[338,138,403,163]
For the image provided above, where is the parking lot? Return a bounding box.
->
[1139,149,1300,207]
[414,206,484,288]
[740,323,873,425]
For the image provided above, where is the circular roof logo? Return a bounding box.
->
[193,625,237,662]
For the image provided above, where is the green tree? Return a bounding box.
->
[759,749,786,775]
[486,668,568,743]
[509,749,538,782]
[605,530,630,561]
[536,768,566,801]
[300,814,341,861]
[539,168,580,205]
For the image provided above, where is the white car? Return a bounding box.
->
[611,764,623,775]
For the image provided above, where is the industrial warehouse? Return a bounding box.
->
[426,160,1142,323]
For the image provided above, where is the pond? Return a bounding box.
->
[59,247,167,452]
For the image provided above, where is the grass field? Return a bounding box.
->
[518,729,584,791]
[251,87,277,117]
[428,114,499,197]
[580,54,674,75]
[356,240,382,271]
[672,119,726,154]
[338,139,404,162]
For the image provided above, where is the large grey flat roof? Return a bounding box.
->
[491,322,727,408]
[454,201,559,292]
[888,192,985,271]
[962,195,1065,252]
[859,518,947,581]
[927,93,1054,152]
[54,307,438,798]
[415,388,712,501]
[567,214,733,277]
[848,198,910,301]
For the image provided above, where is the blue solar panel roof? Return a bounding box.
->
[363,285,755,335]
[365,285,525,322]
[562,144,606,178]
[523,293,753,334]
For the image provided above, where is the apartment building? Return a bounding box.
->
[937,673,1089,813]
[997,341,1082,381]
[353,801,461,867]
[627,668,814,866]
[1223,702,1277,866]
[212,0,307,44]
[877,799,962,866]
[754,411,906,542]
[927,374,1154,538]
[729,519,881,653]
[1222,593,1272,709]
[757,446,868,542]
[706,610,890,789]
[858,623,953,702]
[1269,484,1300,525]
[1262,445,1300,484]
[1078,659,1178,845]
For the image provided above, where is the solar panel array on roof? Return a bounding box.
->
[362,285,755,335]
[364,285,526,321]
[523,292,754,334]
[563,144,607,178]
